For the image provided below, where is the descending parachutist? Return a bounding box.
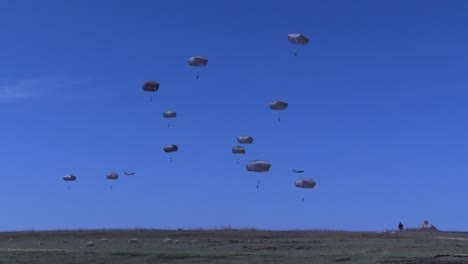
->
[63,175,76,189]
[163,145,178,164]
[288,33,308,56]
[269,101,287,123]
[188,56,207,78]
[105,173,118,191]
[296,179,315,202]
[232,146,245,164]
[143,81,159,103]
[163,111,176,128]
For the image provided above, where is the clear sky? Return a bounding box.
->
[0,0,467,232]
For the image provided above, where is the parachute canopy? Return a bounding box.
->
[269,100,288,110]
[106,172,119,180]
[293,169,305,173]
[288,33,309,45]
[63,175,77,181]
[163,144,179,153]
[237,135,253,144]
[142,81,160,92]
[419,221,438,231]
[232,146,246,154]
[246,160,271,172]
[188,56,208,67]
[163,111,177,118]
[295,178,316,188]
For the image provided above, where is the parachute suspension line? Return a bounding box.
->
[196,67,203,79]
[293,49,299,56]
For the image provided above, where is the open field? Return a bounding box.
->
[1,229,468,263]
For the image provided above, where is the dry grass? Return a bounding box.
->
[0,229,467,263]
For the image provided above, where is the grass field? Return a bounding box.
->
[1,229,468,263]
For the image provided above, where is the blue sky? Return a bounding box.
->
[1,0,467,231]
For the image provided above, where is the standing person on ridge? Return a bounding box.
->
[398,222,404,232]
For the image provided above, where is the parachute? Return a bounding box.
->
[106,172,119,180]
[142,81,160,102]
[269,100,288,110]
[63,175,77,181]
[288,33,309,45]
[269,100,288,121]
[232,146,246,154]
[246,160,271,172]
[187,56,208,79]
[419,221,439,232]
[288,33,309,56]
[163,144,179,153]
[163,111,177,118]
[293,169,305,173]
[295,178,316,188]
[188,56,208,67]
[237,136,254,144]
[124,172,135,176]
